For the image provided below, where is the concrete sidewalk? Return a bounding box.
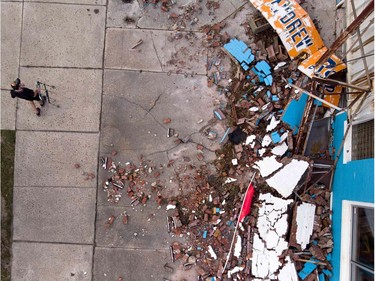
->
[0,0,340,280]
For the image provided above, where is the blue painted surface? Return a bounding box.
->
[252,60,273,86]
[224,39,254,70]
[323,269,332,277]
[330,112,374,281]
[271,131,281,143]
[264,75,273,86]
[220,128,231,144]
[298,258,319,279]
[281,93,308,134]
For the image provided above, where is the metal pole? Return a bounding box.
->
[312,76,371,92]
[222,173,256,273]
[350,0,372,87]
[315,0,374,66]
[343,18,374,58]
[286,82,343,111]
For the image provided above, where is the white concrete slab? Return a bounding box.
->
[296,202,316,250]
[253,155,283,177]
[14,131,99,187]
[272,141,288,156]
[105,29,207,74]
[16,67,102,132]
[266,159,310,198]
[12,242,92,281]
[21,3,105,68]
[13,186,96,243]
[278,256,299,281]
[1,89,17,130]
[252,194,293,279]
[1,2,22,89]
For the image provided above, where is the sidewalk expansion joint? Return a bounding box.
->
[12,240,94,246]
[21,65,103,70]
[95,245,169,252]
[23,1,106,7]
[16,129,100,134]
[103,67,207,77]
[14,185,96,189]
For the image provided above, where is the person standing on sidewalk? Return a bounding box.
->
[10,78,45,116]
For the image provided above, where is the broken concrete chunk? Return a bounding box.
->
[262,134,272,147]
[271,141,288,156]
[208,245,217,260]
[245,135,256,145]
[166,204,176,210]
[274,61,287,70]
[252,194,293,279]
[251,233,282,279]
[266,116,280,132]
[278,256,298,281]
[253,155,283,177]
[296,203,316,250]
[258,148,266,156]
[227,266,244,277]
[266,159,309,198]
[224,177,237,184]
[234,235,242,258]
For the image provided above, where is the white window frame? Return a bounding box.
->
[340,200,374,281]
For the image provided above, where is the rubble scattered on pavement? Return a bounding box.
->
[98,2,340,280]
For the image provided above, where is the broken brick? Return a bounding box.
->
[163,118,172,124]
[105,215,116,228]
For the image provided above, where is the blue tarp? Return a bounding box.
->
[224,39,254,71]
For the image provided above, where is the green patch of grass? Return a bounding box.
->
[1,130,15,281]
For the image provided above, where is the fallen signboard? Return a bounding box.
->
[249,0,346,78]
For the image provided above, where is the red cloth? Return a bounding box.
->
[238,183,255,223]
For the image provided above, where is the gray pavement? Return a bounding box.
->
[1,0,340,280]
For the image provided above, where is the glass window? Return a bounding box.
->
[351,207,374,281]
[352,120,374,160]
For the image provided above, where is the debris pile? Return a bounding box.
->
[99,3,339,279]
[99,32,335,279]
[100,154,167,207]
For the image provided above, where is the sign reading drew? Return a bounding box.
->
[249,0,346,78]
[250,0,324,58]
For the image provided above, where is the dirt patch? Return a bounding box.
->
[1,130,16,281]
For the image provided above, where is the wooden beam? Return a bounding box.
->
[286,82,342,111]
[312,76,371,92]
